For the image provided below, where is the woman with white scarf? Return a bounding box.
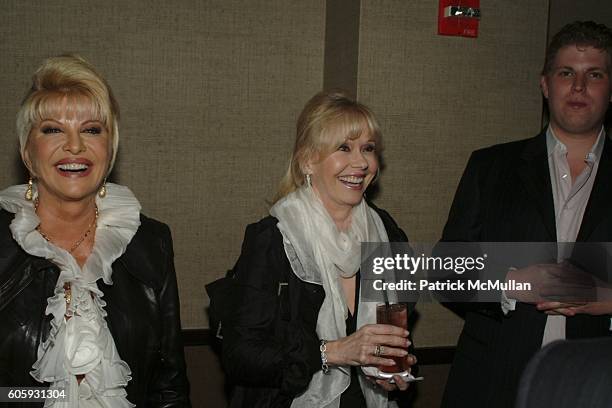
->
[220,90,416,408]
[0,55,190,407]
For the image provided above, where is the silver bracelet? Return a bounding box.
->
[319,339,330,374]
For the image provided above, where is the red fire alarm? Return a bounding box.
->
[438,0,480,38]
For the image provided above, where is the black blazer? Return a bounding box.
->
[440,131,612,408]
[220,205,410,408]
[0,209,191,407]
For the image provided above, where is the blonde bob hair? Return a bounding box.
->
[274,89,383,203]
[17,54,120,174]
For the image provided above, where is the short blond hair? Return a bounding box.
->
[273,89,383,203]
[17,54,120,173]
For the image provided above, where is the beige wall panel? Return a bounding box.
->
[0,0,325,328]
[357,0,549,346]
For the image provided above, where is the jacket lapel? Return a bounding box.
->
[577,136,612,241]
[517,132,557,240]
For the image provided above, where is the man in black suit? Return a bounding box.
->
[441,21,612,408]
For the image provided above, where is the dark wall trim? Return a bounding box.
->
[323,0,361,96]
[183,328,215,347]
[414,346,456,365]
[182,329,455,365]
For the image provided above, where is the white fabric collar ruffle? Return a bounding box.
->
[0,183,141,407]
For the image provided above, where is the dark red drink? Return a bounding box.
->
[376,303,408,373]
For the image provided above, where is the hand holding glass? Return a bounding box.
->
[376,303,409,373]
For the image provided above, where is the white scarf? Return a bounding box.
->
[0,183,140,408]
[270,186,392,408]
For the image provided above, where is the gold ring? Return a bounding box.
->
[374,344,382,357]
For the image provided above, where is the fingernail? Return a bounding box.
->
[406,340,411,347]
[400,350,408,356]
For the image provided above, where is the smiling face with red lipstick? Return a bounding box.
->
[541,44,612,140]
[24,94,110,203]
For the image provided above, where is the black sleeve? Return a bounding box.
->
[147,224,191,407]
[221,219,322,398]
[439,150,502,317]
[441,150,487,243]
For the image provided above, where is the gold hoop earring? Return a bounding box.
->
[98,180,107,198]
[25,178,33,201]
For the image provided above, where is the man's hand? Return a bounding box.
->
[537,300,612,316]
[507,261,607,304]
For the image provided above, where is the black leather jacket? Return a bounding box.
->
[0,209,191,407]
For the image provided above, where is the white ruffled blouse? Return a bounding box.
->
[0,183,141,407]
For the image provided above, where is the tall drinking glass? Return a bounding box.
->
[376,303,408,373]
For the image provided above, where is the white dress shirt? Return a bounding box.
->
[543,126,605,346]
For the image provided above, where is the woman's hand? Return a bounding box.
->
[325,324,410,367]
[375,371,413,391]
[366,355,418,392]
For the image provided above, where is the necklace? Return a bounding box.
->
[34,198,99,310]
[34,197,99,254]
